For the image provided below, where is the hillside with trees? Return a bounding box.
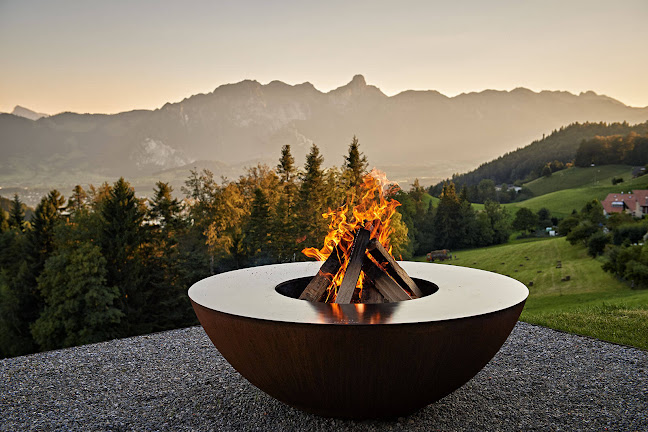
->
[574,132,648,167]
[444,121,648,189]
[0,138,512,359]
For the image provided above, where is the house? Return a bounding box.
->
[601,190,648,217]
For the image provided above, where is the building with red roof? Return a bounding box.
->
[601,190,648,217]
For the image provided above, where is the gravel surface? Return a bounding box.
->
[1,322,646,431]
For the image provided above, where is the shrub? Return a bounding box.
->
[612,223,648,246]
[587,231,610,257]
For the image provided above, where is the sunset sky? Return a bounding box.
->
[1,0,647,115]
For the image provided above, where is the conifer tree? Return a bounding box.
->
[32,242,122,350]
[433,182,463,249]
[149,182,182,231]
[67,185,88,214]
[271,195,298,262]
[343,136,368,191]
[9,194,24,231]
[277,144,297,185]
[29,190,65,271]
[243,188,272,264]
[297,144,327,250]
[100,177,147,335]
[271,146,299,260]
[0,207,8,233]
[145,181,193,329]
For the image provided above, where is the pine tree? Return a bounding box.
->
[297,144,327,250]
[433,182,463,249]
[31,242,123,350]
[29,190,65,272]
[343,136,368,191]
[67,185,88,214]
[9,194,24,231]
[149,182,182,230]
[243,188,272,264]
[100,177,147,335]
[145,181,193,330]
[270,195,298,262]
[277,144,297,185]
[0,207,8,233]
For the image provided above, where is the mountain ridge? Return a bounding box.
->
[2,75,648,190]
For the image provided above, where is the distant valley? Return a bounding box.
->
[2,74,648,205]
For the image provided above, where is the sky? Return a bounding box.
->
[1,0,647,115]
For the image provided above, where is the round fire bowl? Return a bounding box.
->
[189,262,528,419]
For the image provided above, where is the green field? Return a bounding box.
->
[416,237,648,350]
[505,173,648,218]
[525,165,633,197]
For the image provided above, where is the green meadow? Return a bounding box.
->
[416,236,648,350]
[504,167,648,218]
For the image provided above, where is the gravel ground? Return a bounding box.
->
[1,322,646,431]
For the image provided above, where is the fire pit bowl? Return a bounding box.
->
[189,262,528,419]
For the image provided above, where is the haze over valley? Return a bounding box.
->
[3,74,648,204]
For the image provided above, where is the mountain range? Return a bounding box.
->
[2,74,648,191]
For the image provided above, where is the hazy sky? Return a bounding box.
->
[1,0,647,115]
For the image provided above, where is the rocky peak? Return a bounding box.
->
[11,105,48,121]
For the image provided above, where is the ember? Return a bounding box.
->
[300,170,422,304]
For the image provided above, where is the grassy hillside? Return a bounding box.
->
[446,121,648,187]
[415,237,648,350]
[505,173,648,218]
[524,165,633,197]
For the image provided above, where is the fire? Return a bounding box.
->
[302,169,400,302]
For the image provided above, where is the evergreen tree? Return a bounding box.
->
[433,182,463,249]
[270,195,298,262]
[100,177,147,335]
[67,185,88,214]
[28,190,65,273]
[149,182,182,230]
[415,200,436,254]
[277,144,297,185]
[9,194,24,231]
[0,207,8,233]
[343,136,368,190]
[243,188,272,264]
[297,144,327,250]
[31,242,122,350]
[272,146,299,261]
[146,181,194,330]
[0,232,34,357]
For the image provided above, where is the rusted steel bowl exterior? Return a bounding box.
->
[189,262,528,419]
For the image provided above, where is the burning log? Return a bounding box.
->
[335,228,371,304]
[366,239,423,299]
[299,244,342,302]
[360,282,384,304]
[362,256,412,302]
[301,169,424,305]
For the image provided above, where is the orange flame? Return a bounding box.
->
[302,169,400,302]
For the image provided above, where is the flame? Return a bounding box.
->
[302,169,400,302]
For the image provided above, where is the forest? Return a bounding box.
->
[574,132,648,167]
[443,121,648,190]
[0,138,511,358]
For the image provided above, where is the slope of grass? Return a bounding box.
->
[506,174,648,218]
[415,237,648,350]
[525,165,633,197]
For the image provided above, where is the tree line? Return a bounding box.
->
[574,132,648,167]
[441,121,648,192]
[0,137,512,358]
